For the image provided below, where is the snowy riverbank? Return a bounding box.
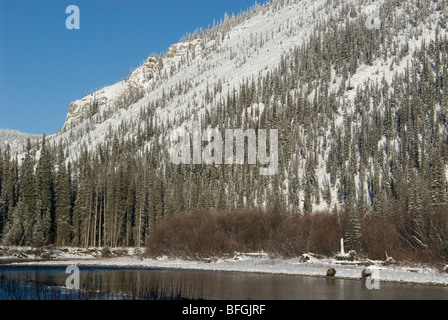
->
[1,246,447,287]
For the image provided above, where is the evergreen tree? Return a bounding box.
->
[18,140,37,246]
[35,135,53,245]
[55,143,72,246]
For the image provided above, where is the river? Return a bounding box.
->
[0,263,447,300]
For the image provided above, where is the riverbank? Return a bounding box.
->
[0,246,145,261]
[1,246,447,287]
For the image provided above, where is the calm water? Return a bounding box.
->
[0,263,447,300]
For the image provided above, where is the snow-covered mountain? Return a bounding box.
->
[0,129,41,154]
[8,0,441,152]
[4,0,448,213]
[4,0,448,251]
[56,0,334,152]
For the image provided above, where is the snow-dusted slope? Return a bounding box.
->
[0,130,41,154]
[55,0,447,153]
[52,0,332,154]
[5,0,448,212]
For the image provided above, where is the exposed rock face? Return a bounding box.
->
[61,37,207,132]
[62,54,164,131]
[61,36,206,132]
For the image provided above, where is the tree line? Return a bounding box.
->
[0,0,447,258]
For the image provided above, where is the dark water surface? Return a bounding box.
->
[0,263,447,300]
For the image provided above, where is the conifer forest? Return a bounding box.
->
[1,0,448,263]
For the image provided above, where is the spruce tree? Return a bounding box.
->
[36,135,53,245]
[55,143,72,246]
[18,139,37,246]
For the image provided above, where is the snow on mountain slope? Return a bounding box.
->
[54,0,446,158]
[62,55,160,131]
[4,0,448,213]
[51,0,332,154]
[0,130,41,154]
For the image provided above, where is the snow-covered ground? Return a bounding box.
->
[1,246,447,287]
[0,246,145,261]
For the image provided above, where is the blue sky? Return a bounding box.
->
[0,0,259,135]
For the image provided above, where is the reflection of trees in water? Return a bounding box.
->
[80,269,211,299]
[0,269,207,300]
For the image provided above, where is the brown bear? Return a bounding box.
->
[326,268,336,277]
[361,268,372,279]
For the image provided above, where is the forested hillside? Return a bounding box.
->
[0,0,447,261]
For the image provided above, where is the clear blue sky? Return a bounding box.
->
[0,0,260,135]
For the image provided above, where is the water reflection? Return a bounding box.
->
[0,265,447,300]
